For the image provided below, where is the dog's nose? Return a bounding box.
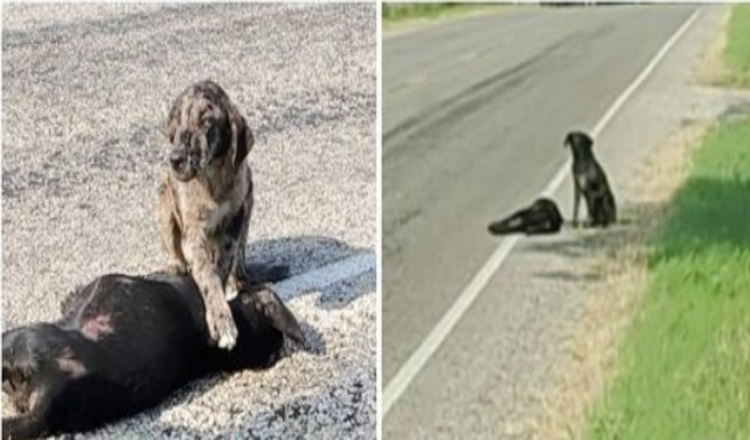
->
[169,149,187,167]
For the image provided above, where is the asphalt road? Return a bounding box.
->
[2,4,376,439]
[383,5,736,438]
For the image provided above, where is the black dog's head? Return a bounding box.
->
[564,131,594,161]
[2,328,36,414]
[165,80,254,182]
[2,324,76,415]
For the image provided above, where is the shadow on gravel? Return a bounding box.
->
[522,201,666,283]
[148,371,373,439]
[241,235,375,355]
[522,223,634,260]
[523,175,750,284]
[242,235,376,310]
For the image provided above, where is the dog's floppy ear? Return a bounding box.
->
[564,132,572,148]
[253,288,306,347]
[229,104,254,169]
[164,94,186,144]
[564,131,594,150]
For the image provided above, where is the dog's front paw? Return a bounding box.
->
[206,302,238,350]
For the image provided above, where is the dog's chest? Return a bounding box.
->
[573,161,602,189]
[205,199,235,231]
[175,184,239,233]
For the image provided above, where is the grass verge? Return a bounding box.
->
[723,5,750,87]
[587,116,750,439]
[382,3,501,26]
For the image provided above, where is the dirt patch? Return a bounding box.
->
[520,122,710,439]
[698,7,732,87]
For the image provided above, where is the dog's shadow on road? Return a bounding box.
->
[521,176,750,284]
[519,207,654,284]
[241,235,376,310]
[240,234,375,355]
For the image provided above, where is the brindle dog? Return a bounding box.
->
[158,80,254,349]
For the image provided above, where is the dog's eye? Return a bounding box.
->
[201,116,215,129]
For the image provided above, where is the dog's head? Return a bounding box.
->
[165,80,254,182]
[564,131,594,161]
[2,326,51,414]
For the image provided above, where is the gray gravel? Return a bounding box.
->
[2,3,376,439]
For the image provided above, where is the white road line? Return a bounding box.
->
[382,8,701,417]
[271,252,376,298]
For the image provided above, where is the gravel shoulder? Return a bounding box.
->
[2,4,376,438]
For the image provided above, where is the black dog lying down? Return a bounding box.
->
[488,198,564,236]
[2,273,306,440]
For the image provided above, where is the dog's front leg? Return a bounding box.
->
[157,180,188,275]
[224,206,252,300]
[184,238,238,350]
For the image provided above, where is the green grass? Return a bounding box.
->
[723,5,750,87]
[587,117,750,439]
[382,3,500,25]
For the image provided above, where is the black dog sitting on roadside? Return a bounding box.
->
[2,273,306,440]
[564,131,617,227]
[488,198,564,236]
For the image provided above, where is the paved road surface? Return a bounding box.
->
[383,5,740,438]
[2,4,376,438]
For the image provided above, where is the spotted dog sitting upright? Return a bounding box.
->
[487,198,563,236]
[158,80,255,350]
[2,273,305,440]
[564,131,617,228]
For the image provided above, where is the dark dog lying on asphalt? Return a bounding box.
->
[2,273,306,440]
[488,198,563,236]
[564,131,617,227]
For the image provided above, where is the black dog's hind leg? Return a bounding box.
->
[2,412,48,440]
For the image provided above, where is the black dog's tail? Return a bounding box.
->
[488,198,563,236]
[3,413,48,440]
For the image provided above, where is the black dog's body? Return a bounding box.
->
[565,131,617,227]
[488,198,563,236]
[2,273,305,440]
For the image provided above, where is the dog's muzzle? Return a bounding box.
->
[169,146,188,169]
[167,145,197,181]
